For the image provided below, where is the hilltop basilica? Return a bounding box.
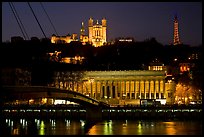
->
[51,17,107,47]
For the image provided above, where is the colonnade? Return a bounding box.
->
[80,79,166,100]
[53,71,175,105]
[55,79,166,100]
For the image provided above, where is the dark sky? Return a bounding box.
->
[2,2,202,46]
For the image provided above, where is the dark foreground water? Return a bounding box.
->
[1,119,202,135]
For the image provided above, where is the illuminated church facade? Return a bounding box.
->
[51,17,107,47]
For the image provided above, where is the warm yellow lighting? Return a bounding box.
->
[29,99,34,104]
[164,122,176,135]
[51,34,78,44]
[89,18,106,47]
[12,128,20,135]
[15,100,19,105]
[41,98,47,104]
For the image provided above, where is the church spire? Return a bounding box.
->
[80,22,85,36]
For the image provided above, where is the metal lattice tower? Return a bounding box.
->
[173,15,181,45]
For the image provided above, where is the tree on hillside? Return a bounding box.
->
[174,71,201,104]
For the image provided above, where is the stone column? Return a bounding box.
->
[143,79,146,99]
[100,81,104,98]
[104,81,107,98]
[146,80,149,99]
[163,80,166,99]
[118,81,122,99]
[129,81,132,99]
[101,81,103,99]
[148,80,151,99]
[158,80,161,99]
[139,80,141,99]
[133,80,136,99]
[123,80,126,99]
[115,81,117,99]
[154,80,156,99]
[110,81,113,99]
[90,82,92,98]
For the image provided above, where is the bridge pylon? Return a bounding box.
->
[86,106,102,121]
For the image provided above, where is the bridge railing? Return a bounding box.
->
[2,86,110,107]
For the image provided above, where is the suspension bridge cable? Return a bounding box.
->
[40,2,59,36]
[27,2,47,38]
[10,2,29,40]
[9,2,26,40]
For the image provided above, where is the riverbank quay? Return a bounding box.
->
[2,104,202,120]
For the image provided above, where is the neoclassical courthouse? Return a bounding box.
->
[50,17,176,105]
[51,17,107,47]
[53,70,176,105]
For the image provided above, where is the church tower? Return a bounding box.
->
[173,15,181,45]
[88,17,93,44]
[80,22,89,44]
[102,18,107,43]
[88,17,107,47]
[80,22,85,41]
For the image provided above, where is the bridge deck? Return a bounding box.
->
[2,86,109,107]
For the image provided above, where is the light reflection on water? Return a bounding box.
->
[3,119,202,135]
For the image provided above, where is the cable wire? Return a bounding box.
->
[40,2,59,35]
[10,2,29,40]
[9,2,27,40]
[27,2,47,38]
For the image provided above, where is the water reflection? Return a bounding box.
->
[39,121,45,135]
[3,119,202,135]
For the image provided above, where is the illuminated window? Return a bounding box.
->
[160,66,162,70]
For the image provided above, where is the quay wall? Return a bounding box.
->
[2,107,202,120]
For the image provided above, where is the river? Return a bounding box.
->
[1,119,202,135]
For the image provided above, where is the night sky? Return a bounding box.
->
[2,2,202,46]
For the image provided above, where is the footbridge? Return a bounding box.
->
[1,86,110,120]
